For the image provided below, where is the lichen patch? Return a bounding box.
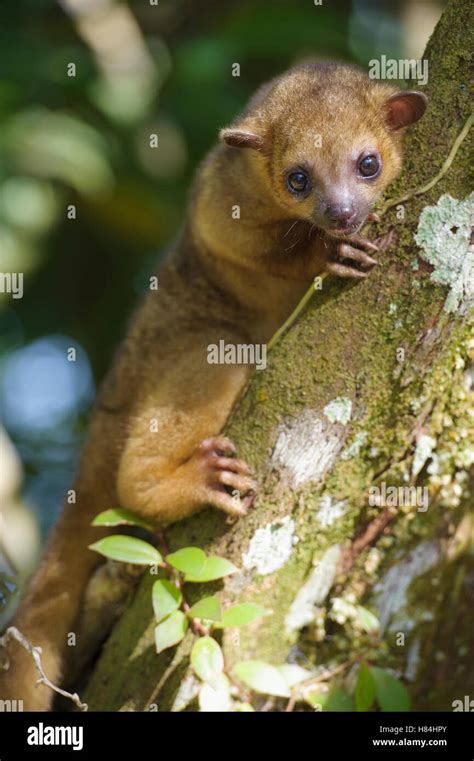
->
[341,431,368,460]
[373,541,441,633]
[414,192,474,314]
[323,396,352,425]
[242,516,297,576]
[412,434,437,476]
[316,496,348,528]
[285,544,341,633]
[270,409,346,487]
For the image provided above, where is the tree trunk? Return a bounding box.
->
[84,0,472,711]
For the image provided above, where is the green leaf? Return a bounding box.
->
[217,603,265,629]
[277,664,313,688]
[154,611,188,654]
[305,687,354,711]
[152,580,182,623]
[166,547,206,577]
[185,556,238,582]
[324,687,354,712]
[5,110,114,195]
[92,508,154,531]
[188,596,222,622]
[232,660,290,698]
[355,661,376,712]
[303,689,327,710]
[356,605,380,633]
[191,636,225,688]
[370,667,411,712]
[89,535,162,565]
[198,674,232,712]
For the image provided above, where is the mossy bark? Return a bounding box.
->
[84,0,472,711]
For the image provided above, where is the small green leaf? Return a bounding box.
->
[152,580,182,623]
[370,667,411,712]
[89,535,162,565]
[277,664,313,688]
[356,605,380,633]
[191,636,224,687]
[232,660,290,698]
[188,596,221,622]
[198,674,232,712]
[303,686,354,711]
[324,687,354,712]
[154,611,188,654]
[355,661,376,712]
[185,556,238,582]
[166,547,206,577]
[217,603,265,629]
[92,508,154,531]
[303,688,326,710]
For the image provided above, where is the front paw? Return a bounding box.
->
[326,234,379,279]
[196,436,257,517]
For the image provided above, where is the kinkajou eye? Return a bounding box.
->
[358,153,381,178]
[286,170,311,195]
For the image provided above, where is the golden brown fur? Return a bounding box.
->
[0,63,426,710]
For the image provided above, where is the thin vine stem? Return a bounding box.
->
[378,111,473,216]
[155,529,209,636]
[267,274,328,352]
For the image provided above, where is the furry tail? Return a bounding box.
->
[0,411,124,712]
[0,491,109,710]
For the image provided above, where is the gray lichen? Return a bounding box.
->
[341,431,368,460]
[373,541,441,633]
[323,397,352,425]
[285,545,341,633]
[270,409,345,487]
[414,192,474,314]
[315,496,348,528]
[412,434,437,476]
[242,516,297,576]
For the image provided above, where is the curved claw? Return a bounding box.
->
[338,243,378,267]
[326,261,369,279]
[196,436,257,518]
[199,436,237,457]
[347,234,379,252]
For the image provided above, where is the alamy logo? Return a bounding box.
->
[207,340,267,370]
[368,483,428,512]
[0,699,24,711]
[0,272,23,299]
[452,696,474,711]
[27,722,84,751]
[368,56,428,86]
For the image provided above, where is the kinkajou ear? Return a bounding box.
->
[384,91,428,130]
[219,127,266,151]
[219,112,267,152]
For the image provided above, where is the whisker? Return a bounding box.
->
[282,219,299,239]
[284,238,301,252]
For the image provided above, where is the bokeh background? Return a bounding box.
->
[0,0,446,620]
